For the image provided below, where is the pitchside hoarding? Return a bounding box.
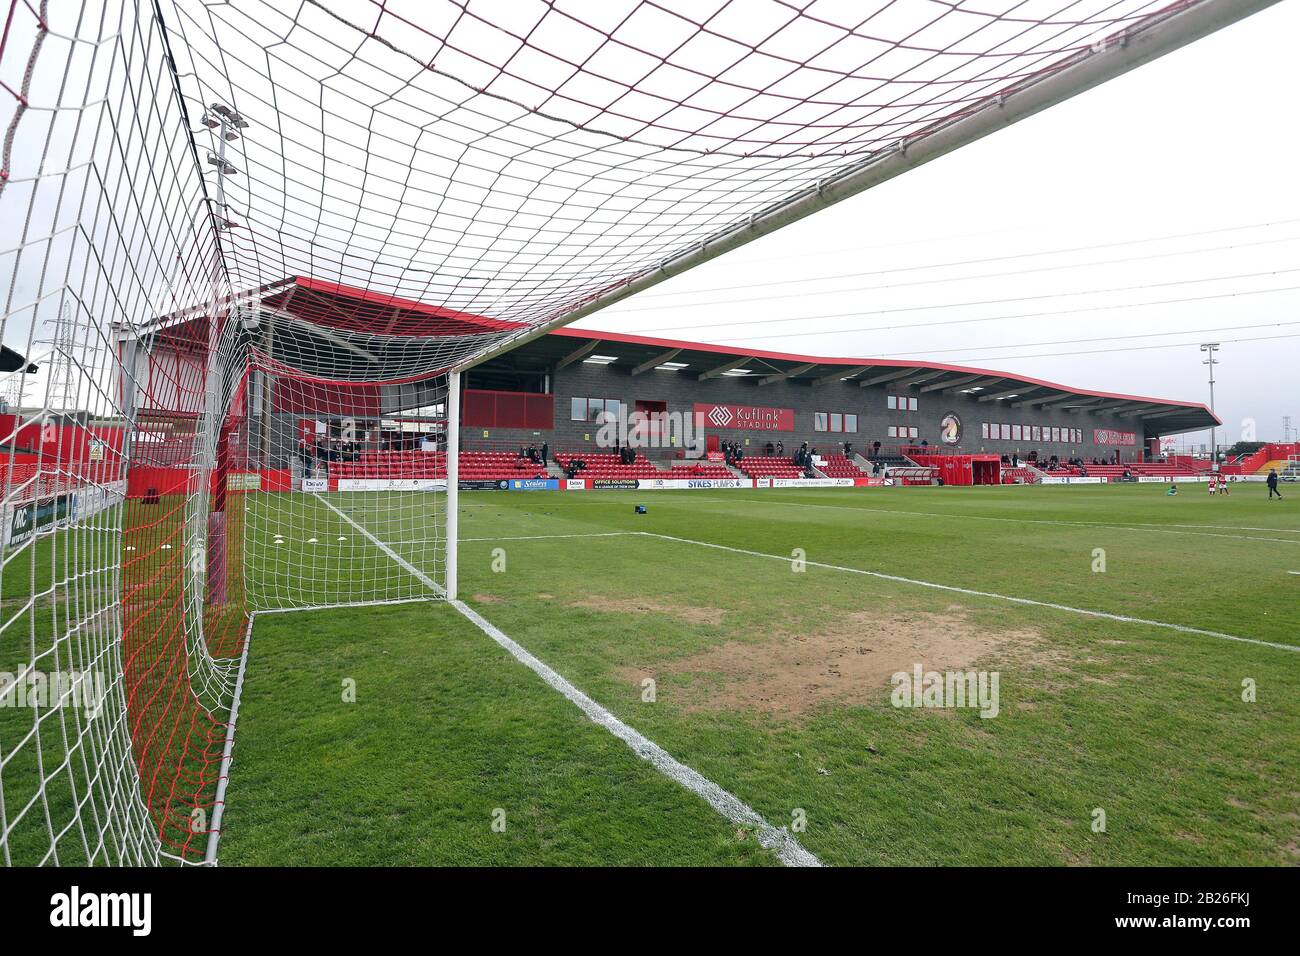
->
[335,478,447,491]
[508,478,559,491]
[772,477,857,488]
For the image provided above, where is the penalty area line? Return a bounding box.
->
[640,532,1300,655]
[451,598,821,867]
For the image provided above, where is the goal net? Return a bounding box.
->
[245,365,451,612]
[0,0,1257,866]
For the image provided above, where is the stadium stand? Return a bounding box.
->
[330,451,446,479]
[816,455,867,478]
[1001,467,1039,484]
[738,457,805,480]
[458,451,548,481]
[661,462,736,479]
[327,450,563,481]
[554,452,661,479]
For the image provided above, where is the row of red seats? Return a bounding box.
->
[662,464,734,478]
[459,451,546,480]
[816,455,866,478]
[1002,466,1038,484]
[739,457,804,479]
[554,452,660,478]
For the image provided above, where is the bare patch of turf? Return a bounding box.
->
[628,607,1041,715]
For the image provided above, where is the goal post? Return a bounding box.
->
[446,371,460,602]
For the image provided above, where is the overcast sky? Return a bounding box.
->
[577,1,1300,449]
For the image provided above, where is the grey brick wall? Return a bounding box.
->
[460,359,1147,463]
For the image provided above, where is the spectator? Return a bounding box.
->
[765,440,774,457]
[776,440,784,457]
[541,441,549,465]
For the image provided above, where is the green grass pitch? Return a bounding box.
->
[217,483,1299,866]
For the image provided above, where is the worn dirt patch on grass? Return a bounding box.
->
[471,593,503,604]
[569,596,724,627]
[626,608,1040,716]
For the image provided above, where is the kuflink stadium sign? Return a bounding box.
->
[694,402,794,431]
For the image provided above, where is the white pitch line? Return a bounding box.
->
[686,495,1300,545]
[460,532,639,543]
[314,493,445,597]
[1164,524,1300,534]
[640,532,1300,654]
[452,599,820,867]
[317,495,820,867]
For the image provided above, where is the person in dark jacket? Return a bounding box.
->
[1267,468,1283,499]
[541,441,549,465]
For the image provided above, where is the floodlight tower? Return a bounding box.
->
[1200,342,1220,470]
[44,301,78,414]
[3,372,23,410]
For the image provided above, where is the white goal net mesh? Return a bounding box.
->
[0,0,1231,865]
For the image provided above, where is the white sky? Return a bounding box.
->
[577,1,1300,448]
